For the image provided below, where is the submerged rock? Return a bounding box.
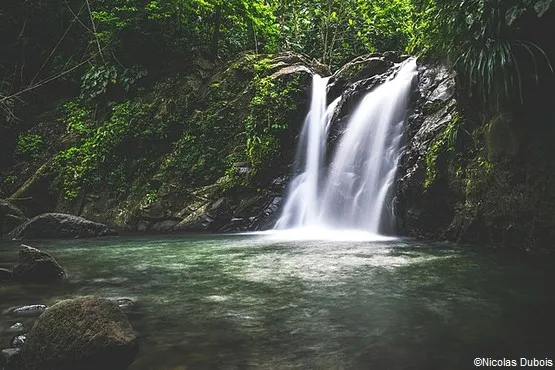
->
[20,297,138,370]
[10,334,26,348]
[108,298,136,313]
[8,305,47,317]
[0,268,12,282]
[12,245,66,282]
[8,213,117,240]
[7,322,24,333]
[0,348,21,370]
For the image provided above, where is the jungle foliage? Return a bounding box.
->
[0,0,554,201]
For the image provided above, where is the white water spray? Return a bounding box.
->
[275,58,417,236]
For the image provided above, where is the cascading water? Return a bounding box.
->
[273,75,340,229]
[275,58,417,236]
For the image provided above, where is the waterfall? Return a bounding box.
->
[275,58,417,236]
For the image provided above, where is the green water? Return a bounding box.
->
[1,234,554,369]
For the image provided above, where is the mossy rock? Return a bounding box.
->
[485,113,521,160]
[20,297,138,370]
[333,55,390,84]
[12,244,66,282]
[8,213,117,240]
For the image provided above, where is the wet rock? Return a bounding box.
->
[12,245,66,282]
[0,268,12,282]
[207,198,232,221]
[329,55,391,100]
[7,323,24,333]
[150,219,179,232]
[8,305,47,317]
[0,348,21,370]
[8,213,117,240]
[220,195,283,232]
[106,298,136,313]
[395,64,459,238]
[10,334,26,348]
[383,50,402,63]
[137,220,150,232]
[0,199,28,235]
[20,297,138,370]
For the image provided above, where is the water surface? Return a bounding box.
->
[1,235,554,369]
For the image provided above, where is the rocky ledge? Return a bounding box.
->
[8,213,117,240]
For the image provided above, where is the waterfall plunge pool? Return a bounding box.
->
[1,234,554,369]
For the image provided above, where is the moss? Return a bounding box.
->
[424,99,446,114]
[463,155,493,198]
[424,112,463,189]
[21,297,138,370]
[485,113,520,160]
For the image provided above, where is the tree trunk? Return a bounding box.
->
[211,6,222,62]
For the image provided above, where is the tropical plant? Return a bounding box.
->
[417,0,554,109]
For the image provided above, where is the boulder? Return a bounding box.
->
[12,245,66,282]
[8,213,117,240]
[8,304,47,317]
[330,54,391,96]
[20,297,138,370]
[0,199,27,235]
[7,323,24,333]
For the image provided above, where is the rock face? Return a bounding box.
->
[395,59,555,252]
[0,199,27,234]
[12,245,66,282]
[20,297,138,370]
[8,213,117,239]
[395,64,458,239]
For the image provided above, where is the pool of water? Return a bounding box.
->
[1,234,554,369]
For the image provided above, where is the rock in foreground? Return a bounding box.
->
[20,297,138,370]
[8,213,117,240]
[12,245,66,282]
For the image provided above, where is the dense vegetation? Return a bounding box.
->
[1,0,554,245]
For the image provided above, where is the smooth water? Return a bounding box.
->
[276,59,417,234]
[1,235,554,369]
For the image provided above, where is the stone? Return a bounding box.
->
[8,305,47,317]
[8,213,117,240]
[7,323,24,333]
[383,50,402,63]
[150,219,179,232]
[12,245,66,282]
[0,199,27,235]
[0,267,12,282]
[0,348,21,370]
[485,113,520,160]
[108,298,136,314]
[10,334,26,348]
[20,297,138,370]
[332,55,391,88]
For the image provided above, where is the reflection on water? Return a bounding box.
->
[1,235,554,369]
